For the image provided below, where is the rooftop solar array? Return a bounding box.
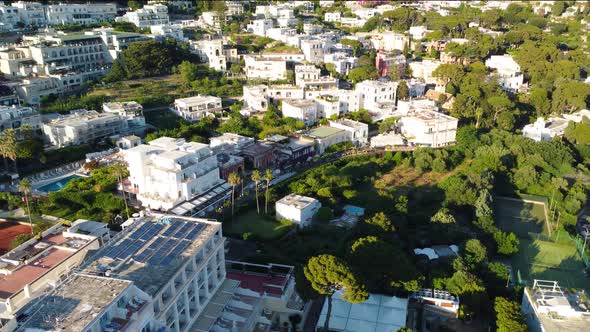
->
[105,218,207,266]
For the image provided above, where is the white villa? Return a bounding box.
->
[173,96,222,122]
[276,194,321,228]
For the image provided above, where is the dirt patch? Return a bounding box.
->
[375,164,448,189]
[0,222,32,253]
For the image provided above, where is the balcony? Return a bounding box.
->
[100,296,148,332]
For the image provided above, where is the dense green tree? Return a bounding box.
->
[122,39,188,78]
[364,212,395,232]
[178,60,199,84]
[564,121,590,144]
[431,207,456,224]
[551,80,590,113]
[494,231,520,255]
[348,66,378,83]
[494,297,527,332]
[103,59,127,83]
[340,38,362,57]
[304,255,368,332]
[463,239,487,268]
[397,81,409,100]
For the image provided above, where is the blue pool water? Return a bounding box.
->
[37,175,84,192]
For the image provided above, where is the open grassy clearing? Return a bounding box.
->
[223,210,295,241]
[89,74,186,101]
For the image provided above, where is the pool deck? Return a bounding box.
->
[32,171,85,194]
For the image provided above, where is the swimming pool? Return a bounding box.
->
[37,174,84,192]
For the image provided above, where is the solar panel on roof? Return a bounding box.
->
[139,223,164,241]
[147,238,178,265]
[104,239,132,259]
[162,220,182,237]
[186,223,206,240]
[160,240,192,266]
[134,237,166,263]
[172,222,193,239]
[128,223,151,239]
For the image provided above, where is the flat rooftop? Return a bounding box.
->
[0,229,93,300]
[277,194,318,210]
[405,109,457,122]
[17,274,131,332]
[307,126,344,139]
[81,215,220,296]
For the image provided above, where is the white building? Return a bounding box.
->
[522,280,590,332]
[245,55,288,81]
[0,3,20,31]
[371,132,405,148]
[370,31,409,52]
[316,291,409,332]
[173,96,222,122]
[117,4,169,28]
[406,78,427,97]
[303,126,349,154]
[522,110,590,142]
[282,99,318,126]
[398,109,458,147]
[243,85,269,112]
[314,94,344,119]
[328,119,369,147]
[300,38,325,64]
[485,54,525,92]
[324,52,358,75]
[11,1,45,27]
[0,105,41,133]
[103,101,146,134]
[409,59,442,84]
[276,194,321,228]
[409,26,429,40]
[295,65,320,87]
[246,19,274,37]
[325,11,341,22]
[190,39,227,72]
[225,1,244,16]
[45,3,117,25]
[268,84,305,101]
[209,133,254,150]
[355,80,398,117]
[42,110,127,147]
[150,24,184,41]
[125,137,223,210]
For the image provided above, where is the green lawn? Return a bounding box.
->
[144,109,184,130]
[495,197,590,292]
[223,210,295,240]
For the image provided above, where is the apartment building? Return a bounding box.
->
[246,19,274,37]
[90,27,151,61]
[0,4,20,31]
[151,24,184,41]
[173,96,222,122]
[276,194,321,228]
[0,222,103,325]
[118,4,169,28]
[45,3,117,25]
[244,55,288,81]
[0,105,41,133]
[398,109,458,148]
[294,65,320,87]
[225,1,244,16]
[124,137,223,211]
[10,1,45,27]
[268,85,305,101]
[375,51,406,78]
[314,94,344,119]
[103,101,146,135]
[355,80,398,114]
[282,99,318,126]
[42,110,127,147]
[300,38,325,64]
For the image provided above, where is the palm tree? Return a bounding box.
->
[0,129,17,173]
[18,178,33,235]
[251,169,261,214]
[228,172,240,216]
[112,163,130,219]
[264,169,273,214]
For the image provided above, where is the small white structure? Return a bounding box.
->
[522,280,590,332]
[329,119,369,147]
[324,11,341,22]
[409,26,429,40]
[246,18,273,37]
[316,291,408,332]
[303,126,349,154]
[371,132,405,148]
[314,94,343,119]
[150,24,184,41]
[409,60,442,84]
[173,95,222,122]
[102,101,146,134]
[243,85,269,112]
[324,52,358,75]
[370,31,409,52]
[355,80,398,113]
[522,109,590,142]
[0,105,41,133]
[276,194,321,228]
[282,99,318,126]
[295,65,320,87]
[116,135,141,150]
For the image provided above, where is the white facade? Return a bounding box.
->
[150,24,184,41]
[118,4,169,28]
[11,1,45,27]
[225,1,244,16]
[409,60,442,84]
[300,39,325,64]
[246,19,273,37]
[324,12,341,22]
[0,105,41,133]
[42,110,127,147]
[190,39,227,72]
[324,52,358,75]
[314,94,344,119]
[174,96,222,122]
[370,31,409,52]
[243,85,269,112]
[485,54,524,92]
[409,26,429,40]
[245,56,287,81]
[125,137,223,210]
[45,3,117,25]
[295,65,320,87]
[103,101,146,134]
[282,99,318,126]
[268,85,305,100]
[276,194,321,228]
[329,119,369,146]
[355,80,398,113]
[371,132,405,148]
[398,109,458,147]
